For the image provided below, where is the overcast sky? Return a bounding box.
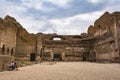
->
[0,0,120,35]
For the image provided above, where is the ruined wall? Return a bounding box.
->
[15,27,35,59]
[0,15,37,71]
[35,33,44,56]
[41,33,90,61]
[87,12,120,62]
[0,15,36,58]
[0,15,18,55]
[0,15,18,71]
[1,11,120,64]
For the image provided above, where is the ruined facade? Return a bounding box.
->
[40,33,89,61]
[0,16,17,55]
[15,27,35,59]
[88,12,120,62]
[0,15,35,71]
[40,12,120,62]
[0,16,18,71]
[0,11,120,71]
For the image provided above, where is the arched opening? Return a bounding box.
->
[53,53,62,61]
[30,53,36,61]
[11,48,14,56]
[82,53,87,61]
[50,36,65,40]
[53,37,62,40]
[93,52,96,62]
[7,48,9,54]
[2,44,5,55]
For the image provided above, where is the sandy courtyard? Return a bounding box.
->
[0,62,120,80]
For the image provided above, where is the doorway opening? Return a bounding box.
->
[82,53,88,61]
[30,53,36,61]
[93,52,96,62]
[54,53,62,61]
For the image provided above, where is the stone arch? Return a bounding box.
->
[92,49,99,61]
[82,52,89,61]
[50,35,66,40]
[1,44,5,55]
[7,47,9,54]
[11,48,14,56]
[89,50,97,62]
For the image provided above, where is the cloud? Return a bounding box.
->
[0,0,27,17]
[16,16,46,33]
[48,11,103,35]
[38,0,106,19]
[87,0,103,4]
[0,0,120,35]
[103,0,120,12]
[17,11,103,35]
[21,0,43,10]
[46,0,72,8]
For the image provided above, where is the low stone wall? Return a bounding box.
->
[0,55,11,71]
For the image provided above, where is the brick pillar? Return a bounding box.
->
[62,52,65,61]
[114,17,120,58]
[114,18,118,50]
[50,50,54,61]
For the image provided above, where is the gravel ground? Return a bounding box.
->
[0,62,120,80]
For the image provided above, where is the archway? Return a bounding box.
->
[93,52,96,62]
[30,53,36,61]
[53,53,62,61]
[82,53,87,61]
[50,35,65,40]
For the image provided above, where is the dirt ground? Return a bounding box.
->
[0,62,120,80]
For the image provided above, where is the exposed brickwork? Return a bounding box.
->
[0,11,120,71]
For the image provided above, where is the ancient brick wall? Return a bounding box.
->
[41,33,90,61]
[88,12,120,62]
[15,27,35,60]
[0,16,17,71]
[0,16,17,56]
[0,55,11,71]
[1,12,120,63]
